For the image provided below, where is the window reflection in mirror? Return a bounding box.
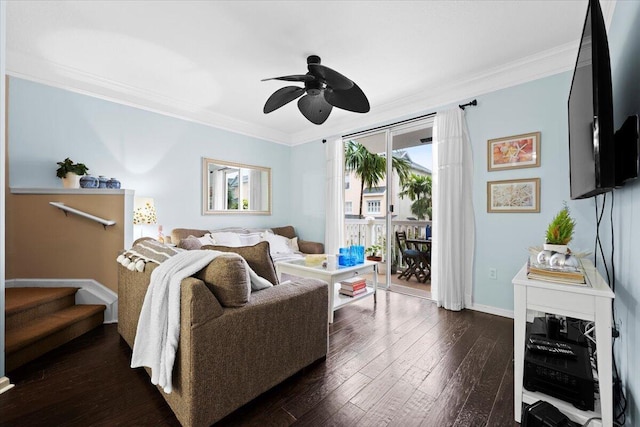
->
[203,158,271,215]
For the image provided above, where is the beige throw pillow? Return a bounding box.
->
[202,241,279,286]
[196,253,250,307]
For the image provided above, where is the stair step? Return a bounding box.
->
[5,287,78,329]
[5,304,106,372]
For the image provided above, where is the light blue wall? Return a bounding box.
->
[606,0,640,423]
[293,72,596,312]
[290,140,326,244]
[467,73,595,311]
[8,78,294,232]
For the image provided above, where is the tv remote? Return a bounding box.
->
[526,343,577,358]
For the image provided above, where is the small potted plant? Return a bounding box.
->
[365,244,383,262]
[56,158,89,188]
[544,203,576,254]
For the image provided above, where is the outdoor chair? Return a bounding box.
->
[395,231,427,282]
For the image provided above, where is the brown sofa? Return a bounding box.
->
[170,225,325,254]
[118,253,328,426]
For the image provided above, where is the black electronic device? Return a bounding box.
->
[527,337,577,359]
[568,0,616,200]
[524,334,595,411]
[615,114,639,186]
[522,400,579,427]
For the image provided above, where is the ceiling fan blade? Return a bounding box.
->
[325,82,370,113]
[308,64,353,90]
[297,94,333,125]
[263,86,305,113]
[261,74,315,83]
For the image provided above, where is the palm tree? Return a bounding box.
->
[399,173,432,220]
[344,140,410,218]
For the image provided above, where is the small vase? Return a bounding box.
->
[543,243,568,254]
[98,175,108,188]
[106,177,121,189]
[62,172,80,189]
[79,174,99,188]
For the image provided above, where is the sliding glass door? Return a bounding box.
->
[343,117,433,295]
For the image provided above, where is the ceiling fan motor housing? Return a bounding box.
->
[307,55,321,65]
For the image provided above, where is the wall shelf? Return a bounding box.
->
[12,187,133,195]
[50,202,116,229]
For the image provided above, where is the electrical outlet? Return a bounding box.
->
[489,268,497,280]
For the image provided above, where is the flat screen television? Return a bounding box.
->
[615,114,639,186]
[568,0,615,200]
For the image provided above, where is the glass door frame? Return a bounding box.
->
[386,118,434,289]
[343,116,434,290]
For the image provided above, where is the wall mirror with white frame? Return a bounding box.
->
[202,158,271,215]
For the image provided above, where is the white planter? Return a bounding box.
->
[61,172,80,189]
[543,243,568,254]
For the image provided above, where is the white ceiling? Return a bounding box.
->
[5,1,616,146]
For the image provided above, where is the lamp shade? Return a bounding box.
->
[133,197,157,225]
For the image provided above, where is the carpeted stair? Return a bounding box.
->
[5,287,106,372]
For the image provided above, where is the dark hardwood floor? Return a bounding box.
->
[0,290,517,426]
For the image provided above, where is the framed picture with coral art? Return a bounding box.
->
[487,178,540,213]
[487,131,540,171]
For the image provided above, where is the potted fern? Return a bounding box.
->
[544,204,576,254]
[56,158,89,188]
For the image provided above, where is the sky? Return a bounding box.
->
[404,144,432,171]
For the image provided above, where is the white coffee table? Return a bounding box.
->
[275,259,378,323]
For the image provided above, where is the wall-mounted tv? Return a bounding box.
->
[615,114,639,186]
[568,0,615,200]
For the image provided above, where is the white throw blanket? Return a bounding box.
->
[131,250,273,393]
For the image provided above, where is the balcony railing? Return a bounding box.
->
[344,218,431,264]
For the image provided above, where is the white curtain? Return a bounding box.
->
[432,107,475,311]
[325,137,345,255]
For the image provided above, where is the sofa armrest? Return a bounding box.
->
[298,239,324,254]
[181,278,328,426]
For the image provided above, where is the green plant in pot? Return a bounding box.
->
[56,158,89,189]
[365,244,383,261]
[544,204,576,254]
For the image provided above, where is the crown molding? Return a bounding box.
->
[6,50,293,145]
[290,40,579,145]
[8,32,590,147]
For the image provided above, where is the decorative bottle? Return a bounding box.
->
[106,177,121,189]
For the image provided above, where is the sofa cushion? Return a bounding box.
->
[271,225,297,239]
[239,232,262,246]
[202,241,279,286]
[210,231,243,247]
[178,235,203,250]
[196,253,250,307]
[262,230,299,254]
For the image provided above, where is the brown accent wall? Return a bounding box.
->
[6,192,127,293]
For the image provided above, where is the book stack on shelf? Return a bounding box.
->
[339,277,367,297]
[526,257,587,286]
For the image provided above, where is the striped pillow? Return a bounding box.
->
[117,238,183,272]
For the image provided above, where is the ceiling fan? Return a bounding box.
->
[262,55,370,125]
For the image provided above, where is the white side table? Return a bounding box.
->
[512,259,614,426]
[275,259,378,323]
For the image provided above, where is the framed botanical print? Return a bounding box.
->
[487,132,540,171]
[487,178,540,213]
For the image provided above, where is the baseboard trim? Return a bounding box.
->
[469,303,513,319]
[5,279,118,323]
[0,377,14,394]
[389,284,432,300]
